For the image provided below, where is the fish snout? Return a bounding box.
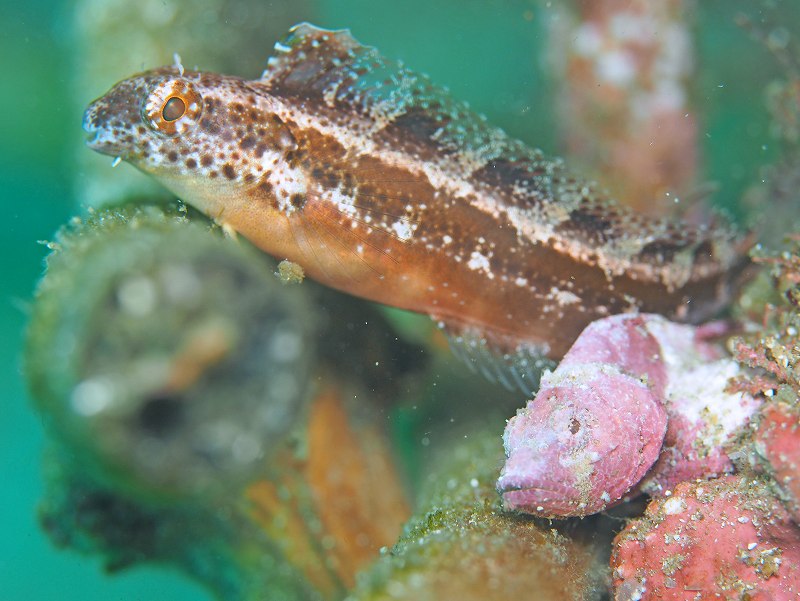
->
[82,103,98,134]
[82,100,128,157]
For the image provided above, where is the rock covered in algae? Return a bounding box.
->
[27,203,417,601]
[348,430,610,601]
[37,452,327,601]
[611,475,800,600]
[26,204,314,499]
[38,380,411,601]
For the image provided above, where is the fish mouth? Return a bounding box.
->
[82,105,127,157]
[84,130,123,155]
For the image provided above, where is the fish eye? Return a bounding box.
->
[162,96,186,122]
[143,77,202,137]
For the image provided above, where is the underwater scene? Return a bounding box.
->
[3,0,800,599]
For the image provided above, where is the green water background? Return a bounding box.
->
[0,1,794,599]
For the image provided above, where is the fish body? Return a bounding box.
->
[83,23,751,365]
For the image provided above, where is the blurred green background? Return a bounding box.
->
[0,0,793,599]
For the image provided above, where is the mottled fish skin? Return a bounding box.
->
[83,23,752,361]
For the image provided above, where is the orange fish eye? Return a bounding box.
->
[144,77,202,137]
[162,96,186,121]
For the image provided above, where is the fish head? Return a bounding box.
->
[84,67,210,166]
[83,67,291,217]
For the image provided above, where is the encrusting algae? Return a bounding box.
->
[348,430,610,601]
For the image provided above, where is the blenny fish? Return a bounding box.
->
[83,23,751,391]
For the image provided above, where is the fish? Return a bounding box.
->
[83,23,752,391]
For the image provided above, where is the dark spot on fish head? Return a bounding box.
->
[290,193,306,209]
[222,164,236,179]
[201,119,221,135]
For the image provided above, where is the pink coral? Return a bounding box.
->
[612,475,800,600]
[498,313,759,518]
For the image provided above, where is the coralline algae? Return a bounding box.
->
[498,313,760,518]
[754,401,800,523]
[612,475,800,600]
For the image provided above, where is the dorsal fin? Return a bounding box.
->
[259,23,536,166]
[260,24,364,96]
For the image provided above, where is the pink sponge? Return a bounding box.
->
[499,360,667,517]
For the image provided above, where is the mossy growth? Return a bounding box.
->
[348,430,611,601]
